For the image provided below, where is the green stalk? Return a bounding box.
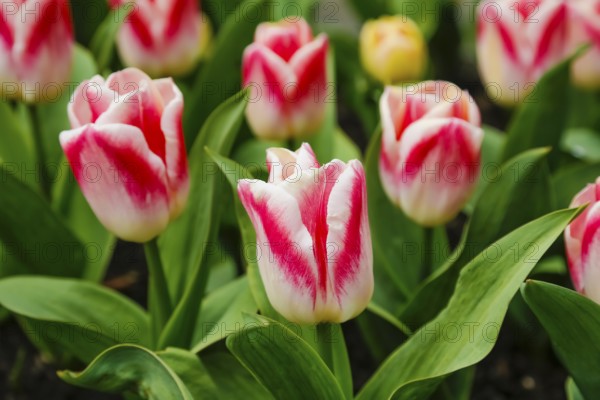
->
[317,322,334,371]
[144,237,172,347]
[28,104,50,199]
[422,227,434,281]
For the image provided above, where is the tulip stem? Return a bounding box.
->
[144,237,172,348]
[28,104,51,199]
[422,227,434,281]
[316,322,334,372]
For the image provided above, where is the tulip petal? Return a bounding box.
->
[266,143,319,184]
[59,123,170,242]
[398,118,483,226]
[238,179,320,323]
[68,75,113,127]
[580,202,600,302]
[325,160,373,322]
[255,19,313,62]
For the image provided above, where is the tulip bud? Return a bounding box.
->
[476,0,568,106]
[379,81,483,226]
[238,143,373,324]
[565,0,600,89]
[59,68,189,243]
[242,18,329,140]
[359,15,427,84]
[110,0,207,77]
[565,179,600,304]
[0,0,73,102]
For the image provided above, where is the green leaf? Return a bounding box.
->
[552,162,600,209]
[59,344,193,399]
[157,347,219,400]
[356,207,581,399]
[202,347,274,399]
[566,377,585,400]
[561,128,600,163]
[365,129,423,309]
[0,276,150,363]
[226,314,346,400]
[191,277,257,353]
[0,167,88,277]
[158,90,247,348]
[502,55,574,169]
[184,0,271,145]
[332,128,362,162]
[400,148,555,329]
[522,280,600,399]
[89,2,132,71]
[0,101,33,172]
[205,150,276,318]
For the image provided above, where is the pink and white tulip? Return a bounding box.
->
[59,68,189,243]
[238,144,373,324]
[242,18,329,140]
[565,179,600,305]
[565,0,600,89]
[0,0,73,102]
[379,81,483,227]
[110,0,206,77]
[476,0,568,106]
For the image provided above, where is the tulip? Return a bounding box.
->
[0,0,73,102]
[59,68,189,243]
[237,143,373,324]
[476,0,568,106]
[359,15,427,84]
[110,0,207,77]
[242,18,329,140]
[565,179,600,304]
[379,81,483,226]
[565,0,600,89]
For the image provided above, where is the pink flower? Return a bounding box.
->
[110,0,205,77]
[476,0,568,105]
[565,179,600,304]
[242,18,329,140]
[238,143,373,323]
[59,68,189,243]
[565,0,600,89]
[379,81,483,226]
[0,0,73,102]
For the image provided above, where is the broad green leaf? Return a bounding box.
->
[0,101,33,172]
[400,148,555,329]
[365,128,422,308]
[205,149,275,317]
[502,55,574,169]
[51,158,115,282]
[202,347,273,399]
[357,207,581,399]
[0,168,87,277]
[522,280,600,399]
[226,314,346,400]
[191,277,257,353]
[431,367,474,400]
[566,377,585,400]
[552,162,600,209]
[561,128,600,163]
[332,128,361,162]
[0,276,150,363]
[158,90,247,349]
[59,344,192,399]
[184,0,270,145]
[157,347,219,400]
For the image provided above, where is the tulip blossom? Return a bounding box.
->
[238,144,373,324]
[565,179,600,304]
[379,81,483,226]
[476,0,568,106]
[0,0,73,102]
[59,68,189,243]
[109,0,207,77]
[359,15,427,84]
[565,0,600,89]
[242,18,329,140]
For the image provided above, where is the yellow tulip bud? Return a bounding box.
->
[360,16,427,84]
